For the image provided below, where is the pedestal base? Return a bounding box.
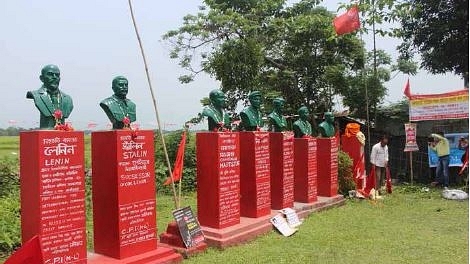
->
[294,195,345,219]
[159,222,207,258]
[201,213,275,248]
[87,247,182,264]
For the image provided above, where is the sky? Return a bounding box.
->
[0,1,464,130]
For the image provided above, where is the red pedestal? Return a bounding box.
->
[20,131,87,264]
[159,222,207,258]
[293,137,318,203]
[317,138,339,197]
[91,130,158,259]
[269,132,295,209]
[239,132,271,218]
[341,135,365,188]
[196,132,240,229]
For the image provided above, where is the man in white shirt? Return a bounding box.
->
[370,135,389,194]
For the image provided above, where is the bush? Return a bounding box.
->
[0,157,19,198]
[0,190,20,255]
[338,150,355,195]
[155,130,196,195]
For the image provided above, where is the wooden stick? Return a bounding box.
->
[128,0,179,209]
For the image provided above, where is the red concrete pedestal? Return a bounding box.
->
[317,137,339,197]
[341,135,365,189]
[159,222,207,258]
[294,195,346,219]
[239,132,271,218]
[196,132,240,229]
[87,247,182,264]
[294,137,318,203]
[91,130,181,263]
[269,132,295,210]
[20,131,87,264]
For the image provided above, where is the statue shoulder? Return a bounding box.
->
[26,88,44,99]
[202,106,214,117]
[127,99,136,109]
[100,96,116,107]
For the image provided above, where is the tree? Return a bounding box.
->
[351,0,468,84]
[164,0,370,117]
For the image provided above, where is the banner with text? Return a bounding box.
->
[409,89,468,121]
[404,123,419,152]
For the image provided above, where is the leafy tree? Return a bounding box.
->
[164,0,370,117]
[349,0,468,84]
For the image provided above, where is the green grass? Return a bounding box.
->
[0,136,19,159]
[185,188,468,264]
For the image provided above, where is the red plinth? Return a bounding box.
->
[269,132,295,209]
[159,222,207,258]
[239,132,271,218]
[92,130,157,259]
[294,137,318,203]
[196,132,240,229]
[20,131,87,264]
[317,138,339,197]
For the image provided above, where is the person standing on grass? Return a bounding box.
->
[429,132,450,188]
[370,135,389,195]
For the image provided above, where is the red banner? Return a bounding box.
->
[409,89,468,121]
[404,123,419,152]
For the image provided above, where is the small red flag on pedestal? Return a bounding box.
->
[164,131,187,185]
[5,235,43,264]
[333,6,360,35]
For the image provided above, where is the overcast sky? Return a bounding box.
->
[0,1,463,130]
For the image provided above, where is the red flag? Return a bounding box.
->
[363,165,376,196]
[386,167,392,194]
[333,6,360,35]
[5,235,43,264]
[164,131,187,185]
[403,78,411,98]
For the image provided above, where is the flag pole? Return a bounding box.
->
[128,0,179,209]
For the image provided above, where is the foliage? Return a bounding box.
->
[337,150,355,195]
[155,130,197,194]
[0,157,19,198]
[375,100,409,130]
[344,0,468,83]
[0,190,20,256]
[165,0,373,117]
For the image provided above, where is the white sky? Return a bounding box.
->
[0,1,463,130]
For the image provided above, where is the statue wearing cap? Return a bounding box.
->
[268,98,288,132]
[240,91,264,131]
[26,64,74,129]
[293,106,312,138]
[318,112,335,137]
[201,89,231,131]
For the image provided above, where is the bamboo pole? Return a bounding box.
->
[128,0,179,209]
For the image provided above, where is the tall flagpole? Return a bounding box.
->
[128,0,179,208]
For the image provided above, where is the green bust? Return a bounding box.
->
[293,106,312,138]
[201,89,231,131]
[318,112,335,137]
[26,65,74,129]
[268,98,288,132]
[100,76,136,129]
[240,91,263,131]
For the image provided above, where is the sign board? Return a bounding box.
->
[173,206,205,248]
[280,208,302,228]
[404,123,419,152]
[270,214,297,237]
[428,133,468,167]
[409,89,468,121]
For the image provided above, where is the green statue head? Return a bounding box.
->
[298,106,309,120]
[112,76,129,99]
[324,112,334,124]
[272,98,285,113]
[248,91,262,109]
[40,64,60,92]
[209,89,226,109]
